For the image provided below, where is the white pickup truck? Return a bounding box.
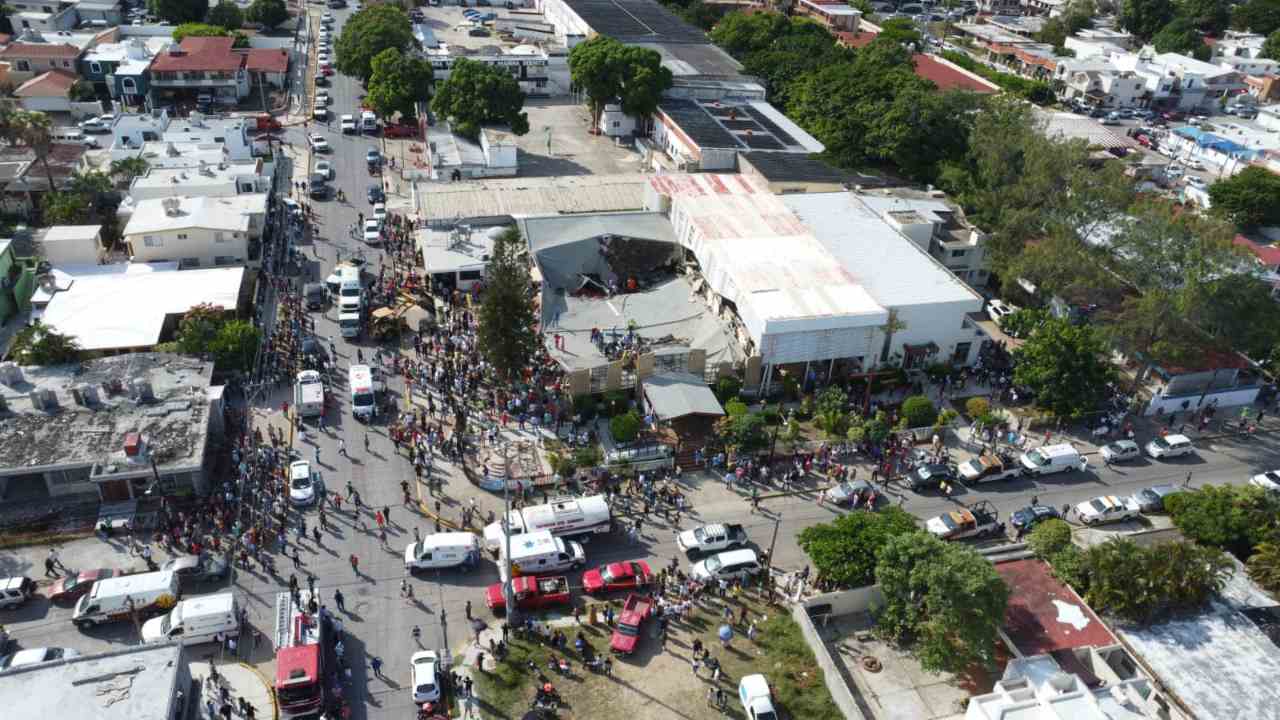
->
[739,674,778,720]
[676,523,749,556]
[293,370,325,418]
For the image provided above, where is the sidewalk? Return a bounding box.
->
[189,658,278,720]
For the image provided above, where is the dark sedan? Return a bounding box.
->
[1010,505,1060,531]
[911,463,958,492]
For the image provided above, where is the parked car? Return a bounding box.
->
[609,594,652,655]
[0,577,36,610]
[582,560,653,594]
[0,647,80,674]
[1145,433,1195,460]
[676,523,749,556]
[366,147,382,166]
[1010,505,1059,531]
[161,554,229,590]
[823,479,877,506]
[1099,440,1140,464]
[910,462,958,492]
[1075,495,1141,525]
[410,650,440,704]
[1249,470,1280,493]
[48,568,120,605]
[367,184,385,203]
[986,298,1017,326]
[1130,484,1182,513]
[926,501,1004,541]
[79,116,113,133]
[341,114,357,133]
[313,160,333,182]
[308,133,330,152]
[288,460,322,506]
[738,674,778,720]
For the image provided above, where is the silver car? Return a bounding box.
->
[1130,484,1182,513]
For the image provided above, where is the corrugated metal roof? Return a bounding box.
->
[418,175,647,220]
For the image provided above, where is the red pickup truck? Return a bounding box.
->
[610,593,652,655]
[484,575,570,613]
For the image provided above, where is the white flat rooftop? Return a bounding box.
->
[0,644,184,720]
[32,262,245,351]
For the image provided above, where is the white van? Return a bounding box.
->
[141,592,240,645]
[360,110,378,133]
[483,494,612,550]
[294,370,325,418]
[500,530,585,579]
[690,548,762,582]
[404,532,482,571]
[339,308,362,338]
[52,127,97,147]
[350,364,378,421]
[73,570,180,628]
[1019,443,1084,476]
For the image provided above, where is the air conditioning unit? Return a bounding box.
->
[28,388,57,410]
[129,378,154,402]
[71,383,99,407]
[0,361,23,385]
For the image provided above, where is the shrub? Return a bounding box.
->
[609,410,642,442]
[725,399,750,417]
[1027,518,1073,558]
[935,408,959,427]
[572,445,603,469]
[572,394,597,419]
[900,395,938,428]
[714,376,742,404]
[965,396,991,419]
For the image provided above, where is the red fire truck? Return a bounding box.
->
[273,591,327,719]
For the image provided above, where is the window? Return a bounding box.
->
[177,233,188,240]
[15,60,30,71]
[181,257,200,268]
[459,270,483,281]
[214,256,235,266]
[122,78,137,92]
[950,249,967,258]
[214,232,226,243]
[89,62,102,74]
[143,235,162,247]
[62,60,70,68]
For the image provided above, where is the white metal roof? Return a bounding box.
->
[780,192,983,309]
[123,194,265,236]
[33,262,245,351]
[37,224,100,243]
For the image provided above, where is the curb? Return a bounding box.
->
[240,661,280,720]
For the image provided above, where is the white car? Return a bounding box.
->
[738,674,778,720]
[341,114,357,133]
[315,91,330,106]
[313,106,328,120]
[986,298,1018,326]
[373,202,386,222]
[1250,470,1280,493]
[1185,176,1207,189]
[289,460,319,506]
[0,647,80,673]
[309,133,330,152]
[1075,495,1141,526]
[1144,433,1195,459]
[410,650,441,703]
[364,219,382,245]
[1099,439,1140,463]
[314,160,333,181]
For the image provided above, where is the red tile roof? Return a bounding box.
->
[244,48,288,74]
[1235,233,1280,266]
[913,54,1000,94]
[994,559,1116,656]
[13,69,78,98]
[834,30,878,48]
[150,36,244,73]
[0,41,80,59]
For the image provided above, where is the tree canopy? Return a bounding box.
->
[365,47,433,122]
[797,508,919,588]
[9,324,81,365]
[207,0,244,30]
[1165,484,1280,558]
[875,532,1010,673]
[1232,0,1280,34]
[1013,318,1116,419]
[246,0,289,30]
[1208,166,1280,230]
[567,36,673,129]
[1264,28,1280,58]
[1152,17,1209,56]
[1177,0,1231,33]
[174,303,261,373]
[1081,539,1231,624]
[476,228,539,382]
[430,58,529,139]
[1120,0,1177,39]
[335,3,415,83]
[149,0,207,24]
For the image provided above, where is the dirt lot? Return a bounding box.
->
[476,591,843,720]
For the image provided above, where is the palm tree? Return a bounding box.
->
[13,110,56,194]
[1248,541,1280,594]
[109,156,150,186]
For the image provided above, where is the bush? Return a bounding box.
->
[797,394,814,420]
[900,394,938,428]
[572,445,603,469]
[935,408,959,427]
[1048,546,1089,591]
[965,396,991,419]
[758,405,782,426]
[609,410,643,442]
[724,399,750,417]
[714,376,742,404]
[1027,518,1073,558]
[572,394,597,420]
[601,390,630,416]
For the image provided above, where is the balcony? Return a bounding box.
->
[149,75,239,88]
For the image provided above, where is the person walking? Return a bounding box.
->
[465,599,472,620]
[338,439,347,457]
[334,588,346,612]
[370,656,383,680]
[349,553,360,576]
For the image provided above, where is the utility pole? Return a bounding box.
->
[502,441,519,625]
[765,513,781,573]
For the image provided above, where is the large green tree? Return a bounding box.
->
[9,324,81,365]
[1013,318,1116,419]
[246,0,289,30]
[875,533,1010,674]
[334,3,414,83]
[1264,28,1280,58]
[210,320,261,373]
[1152,17,1208,56]
[708,10,792,58]
[1208,166,1280,230]
[1165,484,1280,558]
[1177,0,1231,33]
[1232,0,1280,34]
[207,0,244,29]
[797,508,919,588]
[567,36,672,130]
[1119,0,1177,39]
[149,0,207,24]
[1082,539,1231,624]
[476,228,539,382]
[365,47,433,122]
[430,58,529,139]
[1247,536,1280,593]
[737,23,853,108]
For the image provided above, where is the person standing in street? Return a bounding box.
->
[349,553,360,576]
[334,588,346,612]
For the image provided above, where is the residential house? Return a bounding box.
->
[1218,54,1280,78]
[31,224,102,265]
[72,0,123,25]
[12,68,79,113]
[651,97,823,172]
[1165,126,1264,174]
[243,48,289,89]
[0,29,89,84]
[853,187,993,288]
[147,37,249,107]
[793,0,860,31]
[0,143,89,217]
[1213,29,1266,59]
[1245,74,1280,103]
[80,36,169,106]
[126,159,272,204]
[1063,27,1134,59]
[1233,232,1280,296]
[122,194,266,268]
[424,123,519,180]
[967,651,1164,719]
[1062,68,1148,109]
[8,1,79,33]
